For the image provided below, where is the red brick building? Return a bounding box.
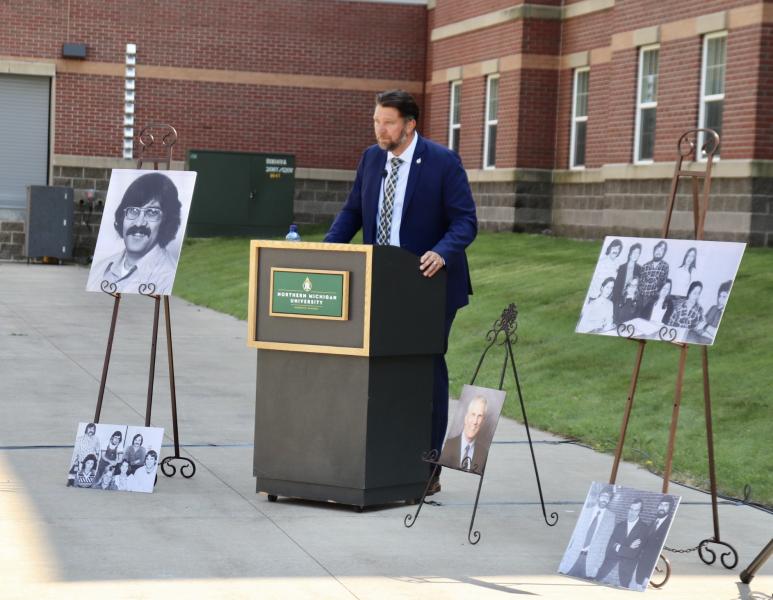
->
[1,0,771,259]
[423,0,773,243]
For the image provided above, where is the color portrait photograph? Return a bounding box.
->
[438,385,506,475]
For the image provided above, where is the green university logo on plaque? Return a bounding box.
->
[270,268,349,320]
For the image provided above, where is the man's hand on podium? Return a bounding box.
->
[420,250,445,278]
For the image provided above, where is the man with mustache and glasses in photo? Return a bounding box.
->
[324,90,478,496]
[87,172,182,294]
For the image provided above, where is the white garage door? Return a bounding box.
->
[0,74,50,212]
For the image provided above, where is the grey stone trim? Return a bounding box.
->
[0,58,55,77]
[431,4,563,42]
[53,154,186,170]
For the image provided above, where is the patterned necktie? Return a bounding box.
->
[377,157,403,245]
[461,444,471,468]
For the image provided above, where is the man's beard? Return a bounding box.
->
[378,128,408,152]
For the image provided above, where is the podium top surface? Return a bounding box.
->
[247,240,445,357]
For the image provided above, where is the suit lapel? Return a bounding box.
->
[401,135,425,221]
[364,148,387,241]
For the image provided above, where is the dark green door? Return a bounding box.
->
[187,150,295,237]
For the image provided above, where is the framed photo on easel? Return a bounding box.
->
[576,236,745,345]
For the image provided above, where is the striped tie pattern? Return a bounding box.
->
[377,157,403,245]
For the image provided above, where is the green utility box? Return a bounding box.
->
[187,150,295,237]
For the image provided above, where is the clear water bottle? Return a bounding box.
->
[285,224,301,242]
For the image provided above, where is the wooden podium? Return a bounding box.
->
[247,241,445,509]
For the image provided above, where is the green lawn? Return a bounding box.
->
[174,230,773,506]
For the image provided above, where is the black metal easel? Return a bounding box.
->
[93,123,195,480]
[404,303,558,544]
[610,129,737,588]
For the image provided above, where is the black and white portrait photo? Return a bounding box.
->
[576,236,745,345]
[86,169,197,295]
[438,385,505,475]
[558,482,680,592]
[67,422,164,493]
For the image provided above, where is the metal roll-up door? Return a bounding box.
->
[0,74,50,213]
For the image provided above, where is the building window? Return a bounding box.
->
[570,68,589,169]
[483,75,499,169]
[449,81,461,153]
[634,46,659,163]
[699,31,726,158]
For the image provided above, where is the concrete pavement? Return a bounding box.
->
[0,262,770,599]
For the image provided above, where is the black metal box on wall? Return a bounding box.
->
[187,150,295,237]
[25,185,74,259]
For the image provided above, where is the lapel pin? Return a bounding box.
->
[416,158,422,164]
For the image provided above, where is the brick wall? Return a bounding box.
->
[1,0,426,171]
[4,0,773,257]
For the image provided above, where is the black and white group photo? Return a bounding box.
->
[438,385,505,475]
[86,169,197,295]
[558,482,681,592]
[67,422,164,493]
[576,236,745,345]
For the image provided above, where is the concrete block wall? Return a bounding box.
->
[0,221,25,260]
[552,176,773,245]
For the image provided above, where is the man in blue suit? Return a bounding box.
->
[324,90,478,494]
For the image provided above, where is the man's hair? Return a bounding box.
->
[718,280,732,297]
[627,243,642,260]
[114,172,182,248]
[631,497,644,509]
[687,280,703,296]
[653,240,668,255]
[659,496,675,512]
[606,239,623,255]
[146,450,158,461]
[110,430,123,443]
[467,395,488,414]
[132,433,143,445]
[85,422,96,434]
[375,89,420,122]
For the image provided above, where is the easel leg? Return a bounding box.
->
[404,462,440,528]
[95,294,121,422]
[610,340,646,484]
[468,474,484,545]
[508,341,558,526]
[662,345,688,493]
[701,347,720,540]
[697,346,738,568]
[145,296,161,427]
[164,297,180,456]
[740,538,773,584]
[159,297,196,478]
